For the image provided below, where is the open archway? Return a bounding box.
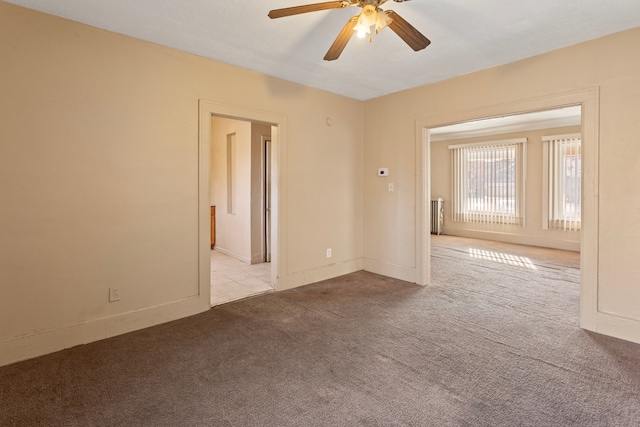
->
[415,88,600,331]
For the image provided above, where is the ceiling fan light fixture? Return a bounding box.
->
[376,10,392,32]
[357,28,368,38]
[355,4,378,39]
[354,22,370,38]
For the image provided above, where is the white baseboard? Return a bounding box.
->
[442,230,580,252]
[279,258,364,291]
[0,296,209,367]
[213,247,252,264]
[363,258,417,283]
[594,312,640,345]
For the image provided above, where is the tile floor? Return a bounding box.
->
[210,250,273,306]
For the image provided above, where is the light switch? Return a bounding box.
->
[378,168,389,177]
[388,183,394,192]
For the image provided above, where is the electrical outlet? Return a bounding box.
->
[109,287,120,302]
[326,248,332,258]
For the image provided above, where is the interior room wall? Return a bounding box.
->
[0,2,364,366]
[209,118,271,264]
[430,125,582,251]
[363,27,640,344]
[210,117,252,262]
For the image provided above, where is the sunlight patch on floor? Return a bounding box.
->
[468,248,537,270]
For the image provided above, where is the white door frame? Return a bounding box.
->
[263,136,272,263]
[198,100,287,303]
[415,88,600,332]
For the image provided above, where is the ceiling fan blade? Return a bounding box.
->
[386,10,431,51]
[324,16,358,61]
[268,1,349,19]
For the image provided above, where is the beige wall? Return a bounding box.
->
[210,117,252,262]
[209,117,270,263]
[2,1,639,365]
[363,27,640,342]
[0,2,363,366]
[431,125,582,251]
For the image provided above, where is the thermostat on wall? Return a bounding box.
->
[378,168,389,177]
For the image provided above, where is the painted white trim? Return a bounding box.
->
[269,124,283,288]
[416,87,605,336]
[260,134,270,263]
[415,118,429,286]
[579,89,600,332]
[283,258,364,291]
[0,296,206,367]
[199,100,287,292]
[212,247,252,264]
[595,312,640,344]
[441,229,581,252]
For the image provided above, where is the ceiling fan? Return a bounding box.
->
[268,0,430,61]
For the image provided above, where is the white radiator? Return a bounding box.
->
[431,198,444,235]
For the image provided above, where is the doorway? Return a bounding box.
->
[415,88,600,332]
[209,117,273,305]
[429,105,582,251]
[197,100,286,307]
[426,106,583,327]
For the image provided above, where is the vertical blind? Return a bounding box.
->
[450,138,526,225]
[542,134,581,231]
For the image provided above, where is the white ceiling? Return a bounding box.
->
[5,0,640,100]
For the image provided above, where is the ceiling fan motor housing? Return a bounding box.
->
[361,5,377,26]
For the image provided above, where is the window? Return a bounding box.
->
[450,138,526,225]
[543,133,581,231]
